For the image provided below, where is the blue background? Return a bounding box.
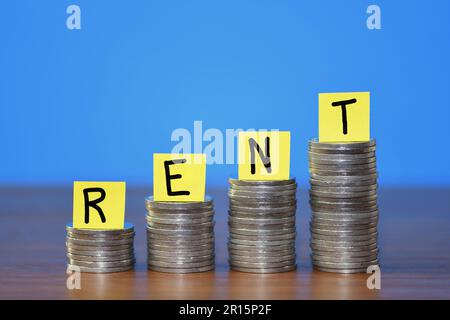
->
[1,0,449,187]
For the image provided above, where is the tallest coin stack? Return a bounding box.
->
[308,139,379,273]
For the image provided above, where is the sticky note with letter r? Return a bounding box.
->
[73,181,126,230]
[238,131,290,180]
[319,92,370,142]
[153,153,206,202]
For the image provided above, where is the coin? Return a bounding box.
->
[67,258,135,268]
[230,265,296,273]
[229,178,296,187]
[67,264,134,273]
[66,237,134,246]
[148,265,215,273]
[67,253,134,262]
[230,232,296,241]
[146,195,214,209]
[66,223,134,235]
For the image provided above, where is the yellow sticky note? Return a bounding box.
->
[73,181,126,230]
[238,131,290,180]
[153,153,206,202]
[319,92,370,142]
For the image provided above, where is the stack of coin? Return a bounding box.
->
[228,178,297,273]
[66,223,135,273]
[308,139,379,273]
[145,196,215,273]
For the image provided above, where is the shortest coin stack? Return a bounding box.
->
[66,223,135,273]
[228,178,297,273]
[308,139,379,273]
[145,196,215,273]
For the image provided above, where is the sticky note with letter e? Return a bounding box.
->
[319,92,370,142]
[153,153,206,202]
[238,131,290,180]
[73,181,126,230]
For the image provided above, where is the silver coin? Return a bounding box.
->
[230,212,295,220]
[309,151,376,160]
[229,205,296,213]
[311,203,378,212]
[66,231,135,240]
[148,264,214,273]
[311,236,377,246]
[146,216,213,225]
[146,207,214,215]
[311,211,379,220]
[309,156,376,165]
[148,243,214,251]
[228,242,294,252]
[148,258,214,268]
[229,227,296,236]
[312,248,378,258]
[229,189,297,197]
[147,225,214,235]
[309,162,377,171]
[229,259,296,269]
[310,168,378,177]
[230,184,297,192]
[312,259,378,269]
[229,238,295,246]
[66,237,134,246]
[310,189,377,199]
[311,232,378,242]
[229,221,295,231]
[310,183,377,192]
[229,252,295,262]
[147,221,215,230]
[309,139,376,149]
[311,226,377,236]
[311,253,378,263]
[230,232,296,241]
[310,179,378,188]
[67,258,135,268]
[147,238,214,247]
[148,247,214,257]
[148,253,214,262]
[229,215,295,225]
[311,242,378,252]
[311,210,378,219]
[66,242,133,251]
[147,232,214,241]
[309,143,376,154]
[66,222,134,235]
[310,219,378,229]
[313,266,368,274]
[67,263,133,273]
[231,265,296,273]
[67,252,134,262]
[229,246,295,256]
[309,146,376,155]
[229,178,296,187]
[146,195,214,209]
[310,172,378,181]
[310,193,377,203]
[67,247,134,257]
[147,212,214,220]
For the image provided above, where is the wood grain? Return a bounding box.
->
[0,187,449,299]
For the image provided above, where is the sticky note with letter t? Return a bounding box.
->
[319,92,370,142]
[238,131,290,180]
[73,181,126,230]
[153,153,206,202]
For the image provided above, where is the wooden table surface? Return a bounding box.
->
[0,186,449,300]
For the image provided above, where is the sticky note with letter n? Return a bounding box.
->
[153,153,206,202]
[73,181,126,230]
[238,131,290,180]
[319,92,370,142]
